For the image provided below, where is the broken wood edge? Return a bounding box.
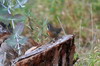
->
[14,35,74,64]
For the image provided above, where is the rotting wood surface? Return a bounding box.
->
[14,35,75,66]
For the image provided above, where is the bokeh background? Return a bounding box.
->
[11,0,100,66]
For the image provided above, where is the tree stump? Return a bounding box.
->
[14,35,75,66]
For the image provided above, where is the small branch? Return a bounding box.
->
[90,3,94,51]
[11,19,15,29]
[57,16,66,35]
[16,0,25,7]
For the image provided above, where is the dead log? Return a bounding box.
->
[14,35,75,66]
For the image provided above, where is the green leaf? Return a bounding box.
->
[4,22,28,48]
[0,7,8,16]
[5,36,28,48]
[74,53,79,60]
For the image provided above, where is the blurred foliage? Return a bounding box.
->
[5,22,28,48]
[24,0,100,65]
[0,0,100,65]
[0,0,28,25]
[26,0,100,41]
[75,52,100,66]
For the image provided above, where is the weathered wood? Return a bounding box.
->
[14,35,75,66]
[0,32,10,46]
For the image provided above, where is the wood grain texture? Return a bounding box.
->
[14,35,75,66]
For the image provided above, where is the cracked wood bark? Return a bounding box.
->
[14,35,75,66]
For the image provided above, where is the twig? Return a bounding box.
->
[90,3,94,51]
[11,19,15,29]
[79,19,82,45]
[57,16,66,35]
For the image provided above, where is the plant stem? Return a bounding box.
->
[57,16,66,35]
[12,19,15,29]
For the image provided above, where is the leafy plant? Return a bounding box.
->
[0,0,29,65]
[0,0,28,28]
[5,22,28,55]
